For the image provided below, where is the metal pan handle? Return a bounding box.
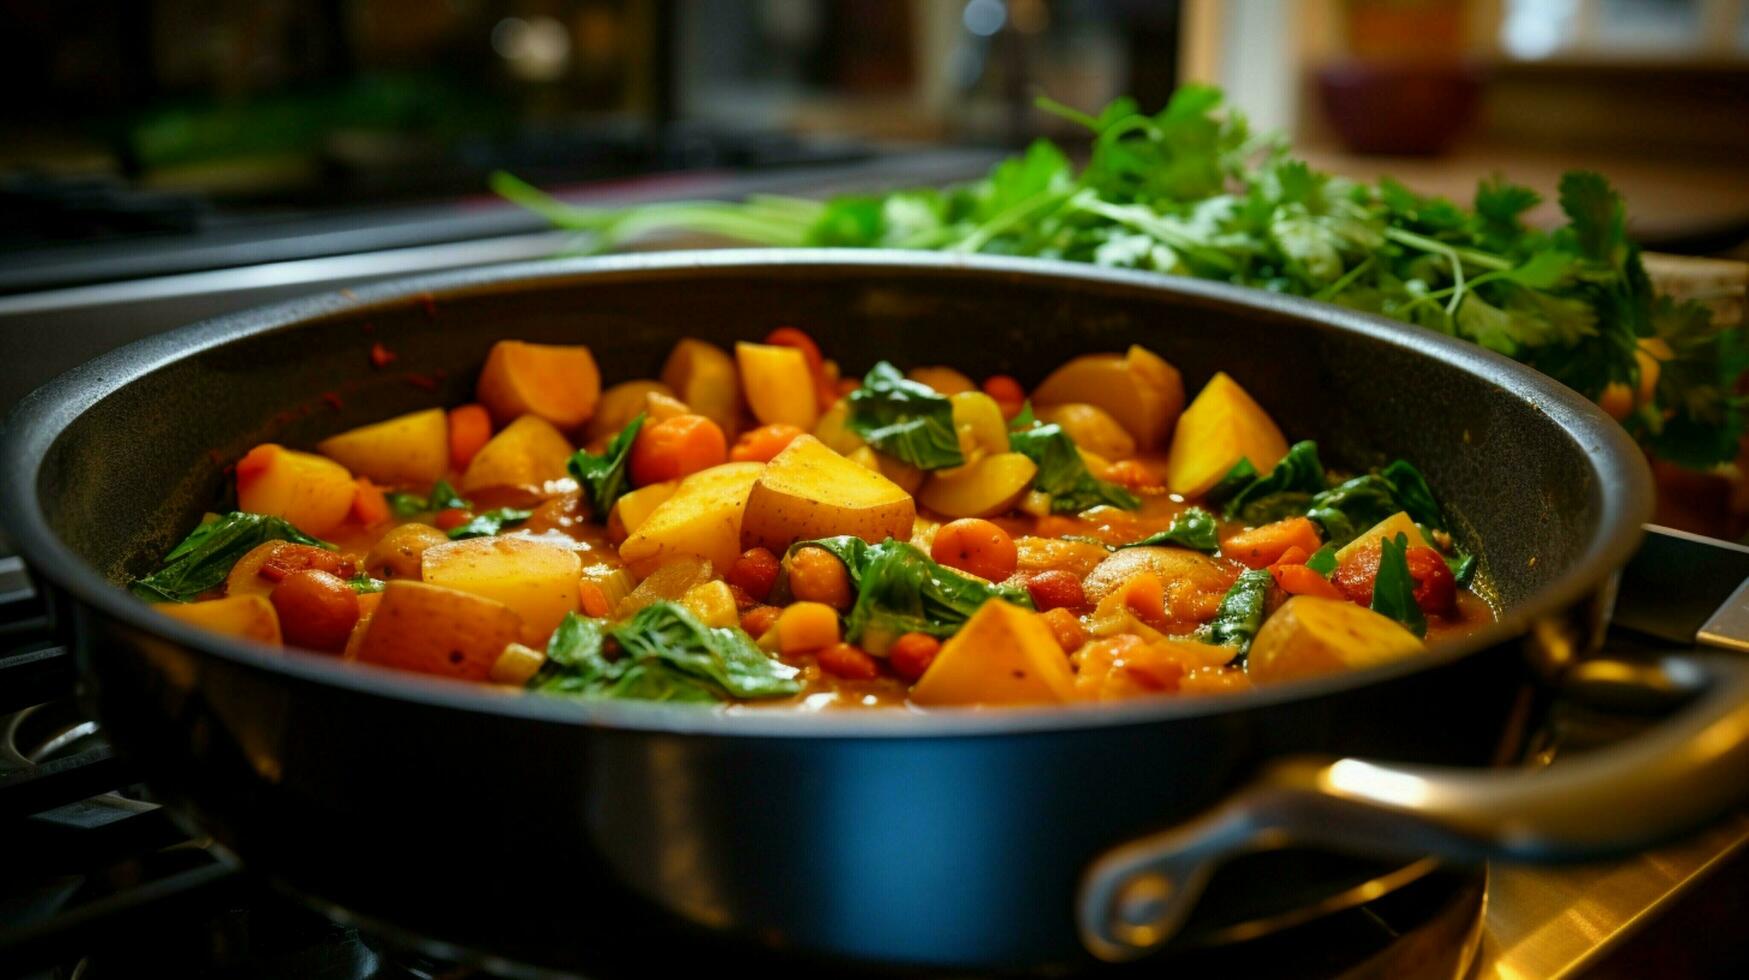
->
[1077,644,1749,962]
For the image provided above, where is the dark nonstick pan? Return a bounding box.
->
[4,251,1749,972]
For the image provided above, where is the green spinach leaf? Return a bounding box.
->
[1118,507,1219,553]
[533,605,801,701]
[1007,423,1140,514]
[132,512,330,603]
[1371,533,1428,637]
[446,507,534,540]
[791,536,1033,652]
[1222,441,1326,524]
[348,574,386,594]
[568,413,643,519]
[1304,544,1338,577]
[846,362,964,470]
[1194,568,1274,665]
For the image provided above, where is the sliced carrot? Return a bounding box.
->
[448,404,493,471]
[1223,517,1323,569]
[1272,545,1310,567]
[981,375,1026,418]
[350,477,390,527]
[578,580,612,618]
[1270,563,1346,600]
[729,423,806,463]
[1121,572,1169,631]
[629,414,728,485]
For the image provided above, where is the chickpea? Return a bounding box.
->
[930,518,1018,582]
[364,524,449,581]
[785,547,854,610]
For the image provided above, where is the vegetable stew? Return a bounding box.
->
[138,329,1495,709]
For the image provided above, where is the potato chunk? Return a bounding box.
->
[236,443,356,537]
[1248,596,1425,684]
[910,600,1075,707]
[742,435,914,551]
[1164,372,1289,498]
[157,595,282,645]
[917,452,1037,519]
[1032,345,1185,450]
[316,408,449,486]
[736,342,817,429]
[475,340,601,429]
[422,536,582,644]
[1036,403,1136,459]
[354,581,524,681]
[1335,510,1422,564]
[607,479,679,538]
[661,339,741,437]
[586,380,674,443]
[460,415,574,492]
[621,461,764,575]
[1082,546,1236,623]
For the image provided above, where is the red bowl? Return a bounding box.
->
[1315,60,1483,156]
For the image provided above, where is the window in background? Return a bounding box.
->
[1502,0,1749,58]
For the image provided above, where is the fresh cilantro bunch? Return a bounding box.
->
[493,85,1742,466]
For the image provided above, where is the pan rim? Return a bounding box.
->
[0,248,1653,738]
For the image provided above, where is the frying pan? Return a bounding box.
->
[3,250,1748,972]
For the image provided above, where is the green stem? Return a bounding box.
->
[950,188,1071,253]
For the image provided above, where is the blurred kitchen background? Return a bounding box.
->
[2,0,1747,412]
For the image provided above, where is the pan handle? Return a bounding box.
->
[1076,650,1749,962]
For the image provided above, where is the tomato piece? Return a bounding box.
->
[888,632,941,682]
[1025,570,1085,611]
[727,547,782,602]
[817,643,880,681]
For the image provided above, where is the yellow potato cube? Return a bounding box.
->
[1164,372,1289,498]
[1334,511,1424,564]
[1033,345,1185,450]
[917,452,1038,519]
[422,535,583,645]
[460,414,574,492]
[1248,596,1425,684]
[741,435,915,552]
[236,443,356,537]
[620,461,764,575]
[736,342,817,429]
[608,479,678,537]
[316,408,449,486]
[157,595,282,645]
[910,600,1075,707]
[661,339,741,437]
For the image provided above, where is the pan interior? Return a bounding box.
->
[14,252,1645,726]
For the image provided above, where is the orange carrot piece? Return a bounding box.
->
[729,423,806,463]
[1270,563,1346,600]
[1272,545,1310,567]
[578,580,611,618]
[350,477,390,527]
[448,404,493,471]
[1223,517,1323,569]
